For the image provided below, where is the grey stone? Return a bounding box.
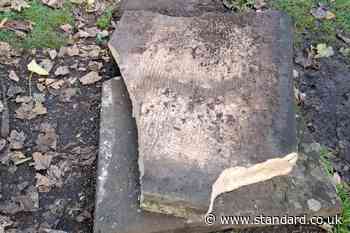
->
[109,10,307,217]
[119,0,227,16]
[94,77,341,233]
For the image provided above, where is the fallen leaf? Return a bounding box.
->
[35,173,50,192]
[8,130,26,149]
[254,0,266,9]
[37,82,46,92]
[311,5,335,20]
[8,70,19,82]
[60,23,73,33]
[32,152,52,170]
[48,49,58,59]
[58,45,79,57]
[71,145,96,165]
[3,19,32,32]
[40,59,54,73]
[207,153,298,214]
[28,60,49,76]
[88,61,102,71]
[8,0,29,11]
[7,85,24,98]
[0,215,13,233]
[16,101,47,120]
[315,43,334,58]
[50,80,65,89]
[9,150,26,163]
[79,71,102,85]
[41,0,64,8]
[32,101,48,115]
[35,123,57,152]
[0,42,12,63]
[80,44,100,58]
[15,95,32,103]
[54,66,70,76]
[325,11,336,20]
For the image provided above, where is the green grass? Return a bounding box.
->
[318,146,350,233]
[334,184,350,233]
[320,146,334,176]
[0,0,74,49]
[96,7,113,30]
[271,0,350,44]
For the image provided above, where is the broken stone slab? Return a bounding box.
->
[119,0,228,16]
[109,10,313,218]
[94,77,341,233]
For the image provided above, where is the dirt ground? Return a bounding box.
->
[0,1,349,233]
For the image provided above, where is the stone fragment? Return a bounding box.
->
[119,0,227,16]
[94,77,341,233]
[110,10,304,218]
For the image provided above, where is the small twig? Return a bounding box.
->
[0,79,9,138]
[14,157,32,166]
[29,72,33,97]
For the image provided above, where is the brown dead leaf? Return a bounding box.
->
[8,130,26,149]
[80,44,100,58]
[71,145,96,165]
[50,80,65,89]
[58,45,79,57]
[48,49,57,59]
[88,61,102,72]
[0,0,29,12]
[41,0,64,8]
[0,214,13,233]
[9,150,26,163]
[9,70,19,82]
[7,85,24,98]
[32,152,52,170]
[15,95,32,103]
[60,23,73,33]
[2,20,32,32]
[15,100,47,120]
[311,4,336,20]
[35,173,50,192]
[35,122,57,152]
[254,0,266,9]
[54,66,70,76]
[79,71,101,85]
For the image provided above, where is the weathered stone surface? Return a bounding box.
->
[120,0,227,16]
[94,77,341,233]
[110,10,306,217]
